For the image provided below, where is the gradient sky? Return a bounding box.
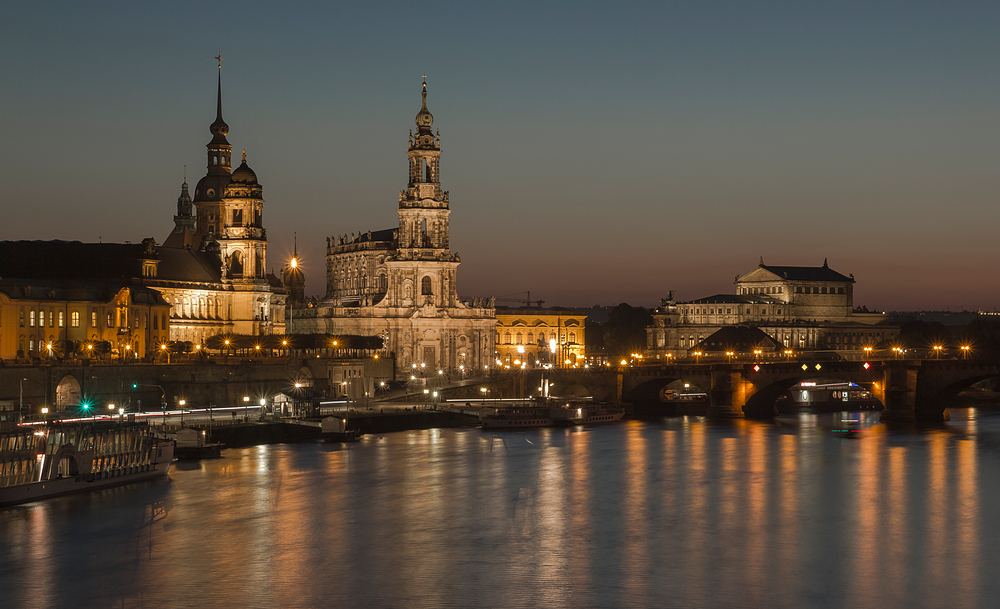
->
[2,1,998,311]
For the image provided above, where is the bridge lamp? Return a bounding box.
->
[933,345,942,359]
[684,383,690,389]
[108,403,115,411]
[961,345,970,359]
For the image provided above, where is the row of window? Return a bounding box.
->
[498,332,577,345]
[15,309,168,330]
[686,307,783,316]
[740,286,846,295]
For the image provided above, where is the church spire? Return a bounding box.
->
[206,57,232,175]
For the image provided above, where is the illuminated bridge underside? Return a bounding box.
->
[624,360,1000,422]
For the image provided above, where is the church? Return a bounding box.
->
[292,82,495,373]
[155,62,286,343]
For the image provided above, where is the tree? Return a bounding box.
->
[602,304,652,358]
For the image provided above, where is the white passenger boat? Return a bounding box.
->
[0,420,174,507]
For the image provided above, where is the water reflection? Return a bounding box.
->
[1,412,998,609]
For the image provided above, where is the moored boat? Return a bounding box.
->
[0,420,174,507]
[550,403,625,426]
[480,405,554,430]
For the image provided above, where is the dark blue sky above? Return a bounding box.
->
[2,2,998,310]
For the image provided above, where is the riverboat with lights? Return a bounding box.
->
[550,403,625,426]
[0,420,174,507]
[480,404,555,430]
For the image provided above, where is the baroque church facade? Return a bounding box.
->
[293,82,495,373]
[646,259,898,359]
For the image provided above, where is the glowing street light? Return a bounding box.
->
[961,345,970,359]
[933,345,942,359]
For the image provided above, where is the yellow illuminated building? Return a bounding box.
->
[0,281,171,361]
[494,307,586,368]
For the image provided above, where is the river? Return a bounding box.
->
[2,410,1000,609]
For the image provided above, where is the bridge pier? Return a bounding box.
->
[707,368,745,418]
[878,364,919,423]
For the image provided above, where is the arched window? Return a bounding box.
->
[421,276,432,296]
[569,332,577,343]
[516,333,523,345]
[29,311,36,327]
[504,332,512,345]
[230,251,243,277]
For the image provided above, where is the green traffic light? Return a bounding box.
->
[132,383,138,389]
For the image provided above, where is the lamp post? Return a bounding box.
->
[961,345,970,360]
[933,345,942,359]
[243,396,250,421]
[863,346,872,361]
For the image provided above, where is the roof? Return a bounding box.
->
[0,241,145,281]
[740,261,853,283]
[0,240,225,286]
[691,325,784,353]
[681,294,781,305]
[0,278,169,306]
[156,247,223,284]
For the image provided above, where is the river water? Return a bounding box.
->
[2,410,1000,609]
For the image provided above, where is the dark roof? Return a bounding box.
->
[758,264,852,282]
[0,241,144,281]
[682,294,781,305]
[691,325,784,353]
[0,240,224,286]
[0,278,169,306]
[156,247,223,284]
[357,228,396,244]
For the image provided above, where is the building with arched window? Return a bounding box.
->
[646,259,898,359]
[293,81,495,373]
[494,307,587,369]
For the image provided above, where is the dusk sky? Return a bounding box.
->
[3,2,998,311]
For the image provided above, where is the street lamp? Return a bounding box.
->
[961,345,970,359]
[726,351,734,363]
[933,345,942,359]
[694,351,702,364]
[243,396,250,421]
[864,346,872,360]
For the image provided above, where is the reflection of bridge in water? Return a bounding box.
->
[624,359,1000,422]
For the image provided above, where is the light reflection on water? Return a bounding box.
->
[2,411,1000,608]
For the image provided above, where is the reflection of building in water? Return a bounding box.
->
[494,307,586,368]
[292,81,494,373]
[647,259,898,359]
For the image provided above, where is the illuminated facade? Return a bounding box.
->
[494,307,586,368]
[293,81,495,372]
[158,64,286,342]
[647,259,898,359]
[0,279,170,360]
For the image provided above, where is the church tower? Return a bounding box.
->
[392,80,459,308]
[163,179,195,248]
[398,79,450,253]
[192,60,233,241]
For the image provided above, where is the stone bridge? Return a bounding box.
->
[623,359,1000,422]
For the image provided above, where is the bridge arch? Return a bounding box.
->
[917,371,1000,421]
[743,373,884,418]
[56,375,81,407]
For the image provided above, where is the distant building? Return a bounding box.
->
[292,81,495,373]
[494,307,587,368]
[647,259,898,359]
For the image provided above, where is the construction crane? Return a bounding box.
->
[495,291,545,308]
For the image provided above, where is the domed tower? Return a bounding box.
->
[218,150,268,283]
[192,60,233,241]
[398,79,450,254]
